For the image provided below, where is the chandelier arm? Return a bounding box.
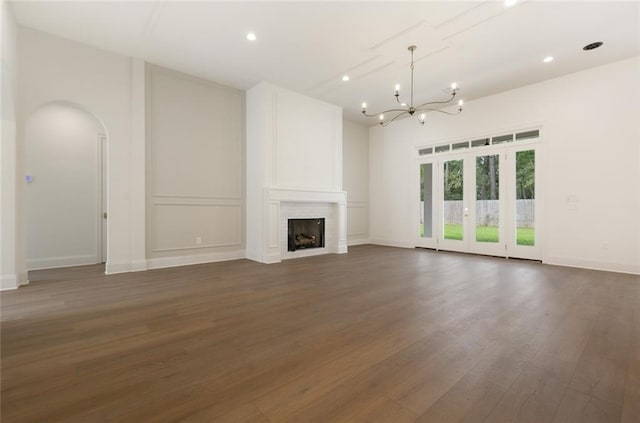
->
[415,93,457,109]
[380,111,409,127]
[415,107,463,116]
[362,108,409,118]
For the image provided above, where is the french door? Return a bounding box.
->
[417,143,540,260]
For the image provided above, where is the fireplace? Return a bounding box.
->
[288,218,325,252]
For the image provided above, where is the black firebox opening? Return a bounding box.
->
[288,218,325,252]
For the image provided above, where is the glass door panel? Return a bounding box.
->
[470,151,505,256]
[416,161,437,249]
[421,163,434,238]
[507,146,541,260]
[440,157,468,252]
[475,154,500,243]
[443,159,463,240]
[515,150,535,246]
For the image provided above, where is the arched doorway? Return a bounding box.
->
[25,101,108,270]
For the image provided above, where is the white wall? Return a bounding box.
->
[272,87,342,191]
[146,65,245,268]
[369,56,640,274]
[25,103,104,269]
[18,27,136,274]
[0,0,21,289]
[343,120,369,245]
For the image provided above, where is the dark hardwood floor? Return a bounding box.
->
[1,245,639,422]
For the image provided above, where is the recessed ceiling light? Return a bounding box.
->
[504,0,518,7]
[342,75,350,82]
[246,32,257,41]
[543,56,554,63]
[400,102,407,106]
[583,41,603,51]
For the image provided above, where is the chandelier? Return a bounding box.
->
[361,45,464,126]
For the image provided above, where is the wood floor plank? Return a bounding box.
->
[621,305,640,423]
[413,369,507,423]
[1,245,638,422]
[553,388,622,423]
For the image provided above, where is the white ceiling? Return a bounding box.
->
[12,1,640,124]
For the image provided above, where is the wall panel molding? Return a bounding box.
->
[146,64,245,258]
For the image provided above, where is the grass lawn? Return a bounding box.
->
[444,224,464,240]
[421,224,534,246]
[516,227,535,246]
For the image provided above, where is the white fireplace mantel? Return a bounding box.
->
[265,188,348,264]
[268,187,347,204]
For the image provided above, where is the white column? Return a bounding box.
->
[337,199,348,254]
[129,58,147,271]
[0,120,18,289]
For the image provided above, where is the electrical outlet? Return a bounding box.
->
[196,236,202,245]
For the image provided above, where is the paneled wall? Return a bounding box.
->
[343,120,369,245]
[146,66,244,264]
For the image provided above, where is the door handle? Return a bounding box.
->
[103,212,108,219]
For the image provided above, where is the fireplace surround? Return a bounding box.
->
[246,82,347,263]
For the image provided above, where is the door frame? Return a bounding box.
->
[505,142,542,260]
[437,152,470,253]
[416,159,438,249]
[98,134,108,263]
[468,146,507,257]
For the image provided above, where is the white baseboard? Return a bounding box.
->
[27,255,99,271]
[245,250,263,263]
[0,274,18,291]
[544,256,640,275]
[105,261,132,275]
[260,252,282,264]
[348,237,370,246]
[369,239,415,249]
[130,259,148,272]
[145,250,246,270]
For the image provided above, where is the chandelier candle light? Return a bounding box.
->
[361,45,464,126]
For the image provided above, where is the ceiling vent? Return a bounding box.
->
[583,41,603,51]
